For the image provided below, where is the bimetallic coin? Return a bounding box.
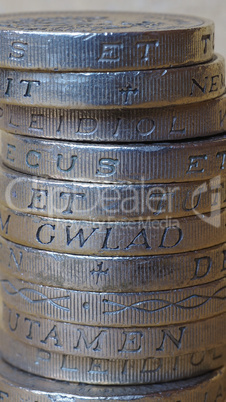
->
[0,357,225,401]
[1,205,226,256]
[1,165,225,221]
[0,236,225,292]
[0,94,225,142]
[0,12,215,71]
[0,55,224,108]
[3,304,226,359]
[1,332,225,384]
[2,132,226,184]
[1,276,225,326]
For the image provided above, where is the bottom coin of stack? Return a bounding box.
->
[0,355,225,401]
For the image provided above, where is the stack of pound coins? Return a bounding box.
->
[0,11,225,400]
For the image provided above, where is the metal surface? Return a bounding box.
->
[0,10,225,392]
[1,164,226,221]
[3,304,226,359]
[2,132,226,184]
[0,236,225,292]
[1,276,225,326]
[1,204,226,256]
[1,331,225,384]
[0,357,225,401]
[0,55,224,108]
[0,12,215,71]
[0,94,225,142]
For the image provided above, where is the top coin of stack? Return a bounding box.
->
[0,11,225,393]
[0,12,216,71]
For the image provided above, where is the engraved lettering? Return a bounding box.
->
[9,41,28,59]
[88,358,108,375]
[26,150,41,168]
[9,114,19,128]
[28,188,48,211]
[173,355,179,371]
[60,192,85,215]
[136,118,155,137]
[57,154,77,172]
[125,229,151,250]
[190,77,208,95]
[20,79,41,97]
[5,78,13,96]
[210,75,220,92]
[190,350,205,366]
[99,43,122,62]
[216,151,226,169]
[119,84,138,104]
[212,349,222,360]
[170,116,186,135]
[40,325,62,348]
[6,144,16,162]
[214,384,223,401]
[66,227,98,247]
[7,307,20,331]
[137,41,159,62]
[74,329,107,352]
[192,257,212,280]
[183,188,202,211]
[111,118,121,138]
[29,113,44,131]
[8,248,23,271]
[201,34,211,54]
[159,226,183,249]
[77,118,98,135]
[156,327,186,351]
[61,355,78,372]
[186,155,208,174]
[36,349,51,364]
[0,213,11,234]
[101,227,120,250]
[24,317,41,340]
[220,109,226,128]
[96,158,119,177]
[118,331,143,353]
[36,224,55,245]
[56,115,64,134]
[0,391,9,400]
[140,357,162,374]
[148,191,171,215]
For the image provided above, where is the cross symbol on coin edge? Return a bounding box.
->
[119,84,138,104]
[90,262,109,285]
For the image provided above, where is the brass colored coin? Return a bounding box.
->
[0,358,225,402]
[0,94,225,142]
[1,164,226,221]
[0,12,215,71]
[0,204,226,256]
[0,236,225,292]
[0,55,224,108]
[2,132,226,184]
[1,276,226,326]
[3,304,226,359]
[1,332,225,385]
